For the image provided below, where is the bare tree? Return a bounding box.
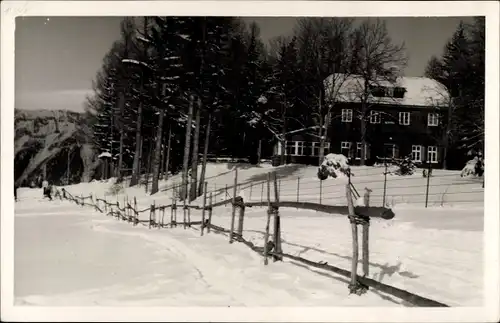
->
[294,17,354,164]
[190,103,201,201]
[348,18,407,165]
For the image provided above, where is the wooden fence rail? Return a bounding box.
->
[52,170,447,308]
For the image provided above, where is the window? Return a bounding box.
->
[393,87,406,98]
[427,146,438,163]
[341,142,352,158]
[284,141,306,156]
[370,86,386,97]
[386,87,394,97]
[355,142,370,160]
[370,110,381,124]
[399,112,410,125]
[411,145,422,162]
[311,142,330,157]
[341,109,353,122]
[428,113,439,126]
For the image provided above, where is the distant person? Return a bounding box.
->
[42,180,52,201]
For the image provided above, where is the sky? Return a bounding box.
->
[15,16,473,112]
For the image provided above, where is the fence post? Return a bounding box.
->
[134,197,138,226]
[171,194,175,228]
[263,172,272,265]
[261,181,264,203]
[201,182,208,236]
[362,220,370,277]
[187,197,191,227]
[320,179,323,205]
[273,172,282,261]
[229,169,238,243]
[225,184,228,206]
[346,182,359,293]
[149,203,153,229]
[183,194,187,229]
[425,163,431,208]
[116,201,120,220]
[81,194,84,207]
[237,197,245,237]
[383,161,388,207]
[207,192,213,233]
[249,182,253,201]
[297,177,300,203]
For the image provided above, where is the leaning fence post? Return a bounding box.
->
[207,192,213,233]
[229,168,238,243]
[263,172,272,265]
[425,163,431,208]
[116,201,120,220]
[81,194,84,207]
[249,182,253,201]
[346,182,359,293]
[201,182,208,236]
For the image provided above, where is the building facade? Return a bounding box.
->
[274,74,451,168]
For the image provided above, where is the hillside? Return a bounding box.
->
[14,109,99,186]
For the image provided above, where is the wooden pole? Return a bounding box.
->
[183,193,187,229]
[229,168,238,243]
[297,177,300,203]
[263,172,272,265]
[320,179,323,205]
[273,172,282,261]
[225,184,228,206]
[237,197,245,237]
[171,194,175,227]
[201,181,208,236]
[134,197,137,226]
[260,181,264,203]
[249,182,253,200]
[207,192,213,233]
[362,221,370,277]
[187,197,191,227]
[346,182,359,291]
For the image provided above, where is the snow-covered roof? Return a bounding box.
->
[98,151,112,159]
[324,73,450,108]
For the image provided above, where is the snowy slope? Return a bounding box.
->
[14,163,484,307]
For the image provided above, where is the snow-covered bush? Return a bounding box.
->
[393,155,416,176]
[461,156,484,177]
[317,153,351,180]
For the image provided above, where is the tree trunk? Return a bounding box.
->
[442,101,453,170]
[130,18,148,186]
[151,109,165,194]
[360,108,367,166]
[164,126,172,181]
[181,95,194,200]
[159,131,166,180]
[117,91,125,180]
[257,139,262,166]
[190,103,201,201]
[280,104,287,165]
[198,115,212,196]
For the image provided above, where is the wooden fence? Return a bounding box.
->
[53,170,448,308]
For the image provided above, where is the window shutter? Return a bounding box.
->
[422,146,427,162]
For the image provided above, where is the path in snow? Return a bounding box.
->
[15,199,405,306]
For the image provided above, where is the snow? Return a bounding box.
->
[461,157,483,177]
[324,73,450,108]
[98,151,112,159]
[319,153,351,179]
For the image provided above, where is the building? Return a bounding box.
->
[274,73,451,168]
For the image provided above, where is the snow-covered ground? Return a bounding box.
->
[13,163,484,308]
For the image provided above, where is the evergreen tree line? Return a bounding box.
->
[86,17,484,198]
[424,17,485,168]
